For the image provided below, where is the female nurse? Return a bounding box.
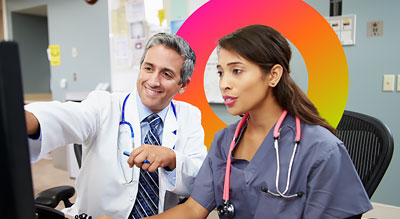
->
[99,25,373,219]
[152,24,372,219]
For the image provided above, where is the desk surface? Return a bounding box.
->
[24,93,52,104]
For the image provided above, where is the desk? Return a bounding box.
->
[24,93,52,104]
[65,214,75,219]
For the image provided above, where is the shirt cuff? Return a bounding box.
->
[28,128,42,141]
[164,168,177,186]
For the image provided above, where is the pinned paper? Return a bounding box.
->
[48,45,61,66]
[158,9,165,26]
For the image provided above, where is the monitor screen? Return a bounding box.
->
[0,41,36,219]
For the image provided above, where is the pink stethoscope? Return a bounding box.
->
[217,110,302,218]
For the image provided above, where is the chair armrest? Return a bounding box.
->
[35,185,75,208]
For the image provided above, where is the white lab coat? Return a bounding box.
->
[26,90,207,218]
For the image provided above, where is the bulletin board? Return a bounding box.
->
[108,0,168,92]
[204,48,224,103]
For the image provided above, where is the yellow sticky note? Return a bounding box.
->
[158,9,165,26]
[49,45,61,66]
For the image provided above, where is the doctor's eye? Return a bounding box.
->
[142,65,153,72]
[217,71,224,77]
[161,71,174,79]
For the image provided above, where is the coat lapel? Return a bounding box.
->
[162,102,178,149]
[124,92,141,149]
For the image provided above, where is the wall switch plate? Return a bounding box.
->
[60,78,67,89]
[72,47,78,58]
[383,74,394,92]
[397,75,400,92]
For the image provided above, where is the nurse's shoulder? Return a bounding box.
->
[300,122,347,163]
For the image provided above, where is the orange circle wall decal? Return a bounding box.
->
[174,0,349,148]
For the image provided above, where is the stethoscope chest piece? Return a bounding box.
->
[217,200,235,218]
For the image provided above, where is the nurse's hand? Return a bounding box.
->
[127,144,176,172]
[95,216,116,219]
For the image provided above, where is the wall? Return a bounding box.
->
[11,12,50,93]
[5,0,111,101]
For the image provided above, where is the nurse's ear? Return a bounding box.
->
[268,64,283,87]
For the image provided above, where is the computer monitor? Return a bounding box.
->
[0,41,36,219]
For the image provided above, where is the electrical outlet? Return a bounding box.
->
[367,21,383,37]
[383,74,394,92]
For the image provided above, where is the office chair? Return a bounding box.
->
[35,144,82,218]
[336,110,394,198]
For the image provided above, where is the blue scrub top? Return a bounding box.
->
[191,113,372,218]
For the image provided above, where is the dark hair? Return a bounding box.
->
[140,33,196,85]
[218,25,335,134]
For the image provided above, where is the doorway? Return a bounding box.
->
[11,5,51,101]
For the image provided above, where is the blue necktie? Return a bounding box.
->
[130,113,161,219]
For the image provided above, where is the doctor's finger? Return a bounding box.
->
[127,153,143,168]
[130,145,146,158]
[127,146,147,167]
[147,161,161,172]
[133,152,149,166]
[127,154,138,168]
[140,162,151,171]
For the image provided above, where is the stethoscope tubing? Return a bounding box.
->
[118,93,177,183]
[119,93,177,139]
[222,112,249,201]
[222,110,301,202]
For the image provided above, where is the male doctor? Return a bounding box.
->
[25,33,207,218]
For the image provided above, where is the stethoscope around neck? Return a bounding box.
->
[217,110,303,218]
[118,93,177,184]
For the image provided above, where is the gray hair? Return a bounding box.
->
[140,33,196,85]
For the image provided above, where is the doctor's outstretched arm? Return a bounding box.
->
[25,110,40,136]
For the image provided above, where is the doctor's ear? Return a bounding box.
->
[268,64,283,87]
[178,78,191,94]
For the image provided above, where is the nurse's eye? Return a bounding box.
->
[232,69,242,75]
[217,71,223,77]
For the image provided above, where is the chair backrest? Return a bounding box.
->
[336,110,394,198]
